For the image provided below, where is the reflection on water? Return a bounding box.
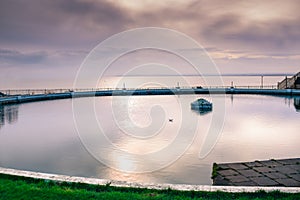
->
[294,98,300,112]
[0,95,299,185]
[191,109,212,115]
[0,105,19,129]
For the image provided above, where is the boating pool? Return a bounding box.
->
[0,94,299,185]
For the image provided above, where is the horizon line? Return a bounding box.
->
[114,73,295,77]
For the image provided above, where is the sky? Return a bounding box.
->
[0,0,300,89]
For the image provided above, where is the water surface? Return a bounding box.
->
[0,95,299,185]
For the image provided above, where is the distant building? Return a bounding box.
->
[278,72,300,89]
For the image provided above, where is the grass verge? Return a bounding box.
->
[211,163,218,179]
[0,173,299,199]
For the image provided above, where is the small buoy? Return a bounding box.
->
[169,118,173,122]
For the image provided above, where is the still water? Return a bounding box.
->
[0,94,299,185]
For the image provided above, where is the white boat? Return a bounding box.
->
[191,98,212,110]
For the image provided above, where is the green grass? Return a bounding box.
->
[0,173,299,199]
[211,163,218,179]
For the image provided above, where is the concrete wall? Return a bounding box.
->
[1,88,300,106]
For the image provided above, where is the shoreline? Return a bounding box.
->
[0,167,299,193]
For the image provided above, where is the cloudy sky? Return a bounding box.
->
[0,0,299,89]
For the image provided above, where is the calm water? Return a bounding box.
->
[0,94,299,185]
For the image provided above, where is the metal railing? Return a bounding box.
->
[278,72,300,89]
[0,85,278,96]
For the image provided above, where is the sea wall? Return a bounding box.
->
[1,88,300,106]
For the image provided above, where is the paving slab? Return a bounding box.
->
[272,166,299,175]
[244,161,264,168]
[276,179,300,187]
[265,172,288,179]
[213,158,300,187]
[216,164,231,170]
[254,167,276,173]
[232,181,257,186]
[238,169,262,177]
[258,160,282,168]
[226,163,249,170]
[217,169,239,176]
[288,164,300,172]
[276,158,300,165]
[212,175,232,186]
[226,175,250,183]
[250,177,280,186]
[289,174,300,182]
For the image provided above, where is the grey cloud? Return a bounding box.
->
[208,48,300,61]
[0,0,299,86]
[0,49,47,64]
[58,0,127,22]
[0,0,132,48]
[201,13,300,52]
[52,50,89,58]
[133,0,300,53]
[208,47,300,57]
[1,0,299,53]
